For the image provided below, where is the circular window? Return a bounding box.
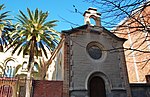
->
[87,43,102,59]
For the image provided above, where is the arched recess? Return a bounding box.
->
[33,62,39,72]
[89,15,100,26]
[86,72,112,97]
[4,57,17,77]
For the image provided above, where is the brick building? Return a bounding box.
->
[112,2,150,83]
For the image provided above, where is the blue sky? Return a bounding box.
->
[1,0,144,32]
[0,0,93,32]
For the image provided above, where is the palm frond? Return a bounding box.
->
[17,15,29,24]
[39,12,48,24]
[38,10,44,23]
[14,64,22,75]
[35,42,39,58]
[0,4,5,10]
[39,41,48,58]
[44,20,58,27]
[11,42,23,55]
[19,10,28,21]
[17,46,23,56]
[40,35,52,46]
[16,17,25,24]
[27,8,33,21]
[34,8,39,22]
[22,41,30,57]
[5,37,20,52]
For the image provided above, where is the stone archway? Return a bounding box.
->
[86,72,111,97]
[89,76,106,97]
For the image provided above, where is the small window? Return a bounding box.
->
[22,61,28,69]
[33,62,39,72]
[87,42,102,60]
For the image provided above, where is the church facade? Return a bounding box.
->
[45,7,149,97]
[46,8,132,97]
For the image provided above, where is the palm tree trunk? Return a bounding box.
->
[26,70,32,97]
[25,38,35,97]
[26,62,34,97]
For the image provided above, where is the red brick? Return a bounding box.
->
[32,80,63,97]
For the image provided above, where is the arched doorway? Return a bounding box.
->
[89,76,106,97]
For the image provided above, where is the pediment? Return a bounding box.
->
[62,24,126,42]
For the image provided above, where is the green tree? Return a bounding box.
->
[0,4,12,52]
[8,8,60,97]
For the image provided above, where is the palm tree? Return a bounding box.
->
[8,8,60,97]
[0,4,12,52]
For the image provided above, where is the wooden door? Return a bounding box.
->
[89,76,106,97]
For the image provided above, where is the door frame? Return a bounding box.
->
[87,72,112,97]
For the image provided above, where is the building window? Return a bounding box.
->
[22,61,28,70]
[87,42,102,60]
[5,60,15,77]
[33,62,39,72]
